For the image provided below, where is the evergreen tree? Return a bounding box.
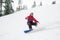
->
[32,1,36,8]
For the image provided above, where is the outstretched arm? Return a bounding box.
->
[33,17,39,23]
[34,18,40,24]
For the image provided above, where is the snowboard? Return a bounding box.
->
[24,28,42,33]
[24,30,33,33]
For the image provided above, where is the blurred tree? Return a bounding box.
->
[32,1,36,8]
[4,0,14,15]
[40,1,42,6]
[0,0,2,16]
[17,0,21,11]
[52,1,56,4]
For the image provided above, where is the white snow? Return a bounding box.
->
[0,1,60,40]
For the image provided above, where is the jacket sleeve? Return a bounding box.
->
[33,17,38,23]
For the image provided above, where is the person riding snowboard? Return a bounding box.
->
[25,12,39,30]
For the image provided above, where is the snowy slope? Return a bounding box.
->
[0,3,60,40]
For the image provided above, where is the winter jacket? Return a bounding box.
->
[25,14,38,23]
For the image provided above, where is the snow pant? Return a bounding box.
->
[27,21,37,30]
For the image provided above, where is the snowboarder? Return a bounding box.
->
[25,12,39,30]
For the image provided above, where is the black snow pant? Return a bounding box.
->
[27,21,37,30]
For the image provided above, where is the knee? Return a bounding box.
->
[27,23,31,25]
[35,23,37,26]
